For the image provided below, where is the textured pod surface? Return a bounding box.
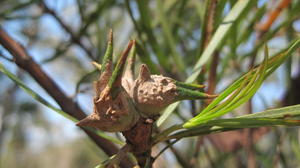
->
[77,46,140,132]
[77,80,140,132]
[77,34,216,131]
[132,64,179,116]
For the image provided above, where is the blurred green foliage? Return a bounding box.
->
[1,0,300,167]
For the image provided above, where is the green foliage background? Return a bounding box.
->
[1,0,300,167]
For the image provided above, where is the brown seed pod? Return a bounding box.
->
[131,64,217,117]
[77,69,140,132]
[131,64,179,116]
[77,33,217,131]
[77,90,139,132]
[77,41,140,132]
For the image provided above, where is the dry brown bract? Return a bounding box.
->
[76,63,140,132]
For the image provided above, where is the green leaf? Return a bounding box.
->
[107,40,134,95]
[187,0,252,83]
[0,62,124,145]
[155,104,300,142]
[183,37,300,128]
[238,104,300,119]
[0,63,77,122]
[136,0,169,70]
[157,0,253,127]
[184,52,267,127]
[168,118,300,141]
[156,0,185,71]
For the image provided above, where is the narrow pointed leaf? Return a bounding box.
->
[0,63,124,145]
[163,104,300,141]
[183,38,300,128]
[107,40,134,89]
[157,0,253,126]
[175,86,217,100]
[184,46,269,128]
[175,81,205,90]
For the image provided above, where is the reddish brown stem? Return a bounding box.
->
[206,51,219,104]
[202,0,218,50]
[203,0,219,103]
[122,118,153,167]
[204,0,219,100]
[258,0,292,38]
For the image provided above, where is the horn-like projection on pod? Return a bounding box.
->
[77,32,139,132]
[77,30,217,131]
[131,64,217,117]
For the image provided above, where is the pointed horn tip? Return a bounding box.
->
[141,64,150,74]
[120,40,134,57]
[76,116,95,127]
[141,63,147,69]
[138,64,151,81]
[76,120,85,127]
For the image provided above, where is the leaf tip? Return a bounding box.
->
[108,28,113,45]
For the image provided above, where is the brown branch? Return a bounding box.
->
[38,1,95,60]
[258,0,292,38]
[251,0,292,66]
[202,0,218,50]
[206,51,219,102]
[166,140,191,168]
[205,0,219,102]
[0,27,134,168]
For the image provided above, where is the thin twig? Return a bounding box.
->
[190,136,203,167]
[0,50,14,62]
[251,0,292,66]
[39,1,95,60]
[206,51,219,103]
[169,144,191,168]
[258,0,292,38]
[153,139,180,161]
[204,0,218,103]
